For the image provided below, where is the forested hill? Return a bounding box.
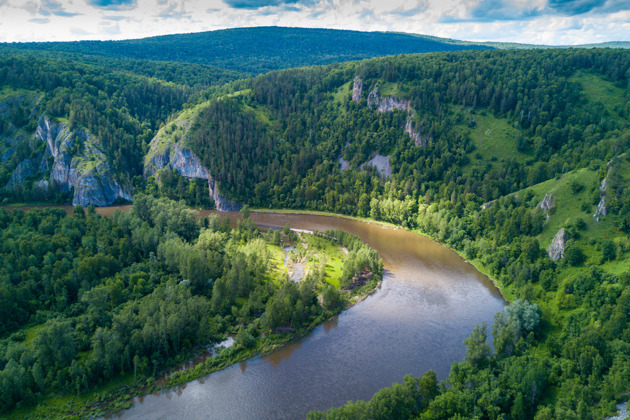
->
[2,26,490,74]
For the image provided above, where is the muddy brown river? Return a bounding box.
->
[4,206,505,419]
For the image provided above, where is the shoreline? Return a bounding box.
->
[252,207,508,301]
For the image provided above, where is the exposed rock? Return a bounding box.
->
[538,192,554,212]
[145,142,209,180]
[547,228,566,262]
[594,172,609,218]
[3,158,38,190]
[37,116,130,206]
[352,76,363,103]
[405,116,426,146]
[367,88,380,109]
[360,154,392,178]
[538,192,554,221]
[209,179,241,211]
[481,200,495,210]
[363,84,425,146]
[145,117,242,211]
[338,156,350,173]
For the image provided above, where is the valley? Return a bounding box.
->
[1,29,629,419]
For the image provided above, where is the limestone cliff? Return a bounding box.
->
[547,228,566,261]
[3,116,131,206]
[364,85,426,146]
[538,192,554,222]
[144,114,241,211]
[593,170,609,219]
[352,76,363,103]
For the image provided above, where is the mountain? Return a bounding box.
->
[2,26,490,75]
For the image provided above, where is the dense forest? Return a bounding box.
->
[156,47,630,419]
[2,27,488,75]
[1,39,630,419]
[0,198,381,417]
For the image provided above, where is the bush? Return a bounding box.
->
[565,246,586,266]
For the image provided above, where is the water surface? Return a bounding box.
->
[117,212,505,420]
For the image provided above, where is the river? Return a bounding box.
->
[4,206,506,419]
[117,211,505,420]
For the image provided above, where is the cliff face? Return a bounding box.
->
[547,228,566,261]
[352,76,363,103]
[364,85,426,146]
[144,117,241,211]
[3,116,131,206]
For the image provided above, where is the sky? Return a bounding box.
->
[0,0,629,45]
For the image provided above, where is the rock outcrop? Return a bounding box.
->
[547,228,567,261]
[36,117,131,206]
[359,154,392,178]
[3,158,38,190]
[338,156,350,173]
[405,117,427,146]
[145,118,241,211]
[367,87,412,113]
[363,84,426,147]
[352,76,363,103]
[209,179,241,211]
[538,192,554,221]
[594,171,609,219]
[481,200,495,210]
[3,116,130,206]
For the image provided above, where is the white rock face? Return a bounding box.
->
[36,117,131,206]
[367,87,412,112]
[338,156,350,173]
[144,121,241,211]
[363,84,425,147]
[208,179,241,211]
[594,173,608,218]
[352,76,363,103]
[360,154,392,178]
[4,116,130,206]
[547,228,566,262]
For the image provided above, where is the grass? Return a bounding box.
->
[459,107,529,175]
[570,71,628,123]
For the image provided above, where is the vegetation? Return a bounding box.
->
[2,27,488,75]
[1,40,630,419]
[0,198,382,418]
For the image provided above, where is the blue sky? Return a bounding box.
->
[1,0,629,44]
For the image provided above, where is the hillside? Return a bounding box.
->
[2,26,490,75]
[1,45,630,418]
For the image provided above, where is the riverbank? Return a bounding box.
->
[0,206,382,420]
[254,208,509,301]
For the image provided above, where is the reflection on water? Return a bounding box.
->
[115,212,505,420]
[5,206,505,420]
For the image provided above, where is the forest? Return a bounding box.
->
[2,27,487,75]
[1,42,630,419]
[0,198,382,418]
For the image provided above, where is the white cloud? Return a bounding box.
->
[0,0,628,44]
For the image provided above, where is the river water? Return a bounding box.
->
[4,206,505,419]
[117,212,505,420]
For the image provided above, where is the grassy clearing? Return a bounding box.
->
[459,107,529,175]
[571,71,628,122]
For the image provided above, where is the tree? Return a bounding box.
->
[463,323,491,369]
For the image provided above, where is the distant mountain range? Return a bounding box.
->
[2,26,491,75]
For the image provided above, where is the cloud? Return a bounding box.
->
[43,0,80,17]
[223,0,303,10]
[29,17,50,24]
[70,27,91,35]
[548,0,606,15]
[88,0,138,10]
